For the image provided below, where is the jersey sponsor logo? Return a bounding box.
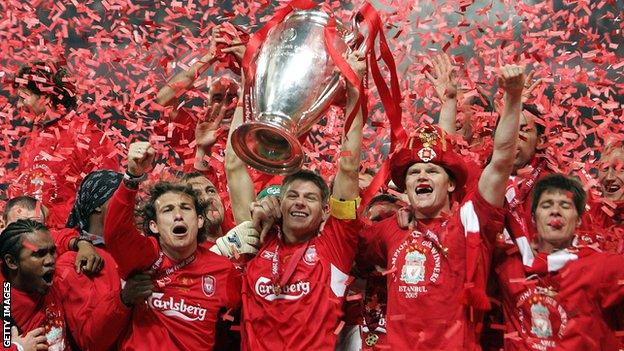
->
[148,293,207,321]
[255,276,311,301]
[202,275,216,297]
[391,233,442,299]
[516,286,568,350]
[303,245,318,265]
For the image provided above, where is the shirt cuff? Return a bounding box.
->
[329,197,361,220]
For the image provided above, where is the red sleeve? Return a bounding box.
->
[56,251,130,351]
[318,216,363,274]
[104,182,159,278]
[357,218,391,271]
[462,188,506,246]
[596,254,624,310]
[223,264,242,310]
[51,228,78,256]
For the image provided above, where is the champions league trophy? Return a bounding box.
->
[231,10,364,174]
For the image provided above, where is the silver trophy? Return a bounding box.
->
[232,10,363,174]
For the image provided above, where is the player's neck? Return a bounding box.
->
[536,237,574,254]
[281,228,315,245]
[162,243,197,262]
[412,202,450,220]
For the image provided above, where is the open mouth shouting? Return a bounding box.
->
[172,223,189,237]
[603,180,622,196]
[415,184,434,196]
[41,269,55,287]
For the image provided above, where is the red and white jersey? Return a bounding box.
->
[104,182,242,350]
[360,190,504,350]
[242,216,362,351]
[1,274,70,351]
[497,248,624,350]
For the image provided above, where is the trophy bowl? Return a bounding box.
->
[232,10,355,175]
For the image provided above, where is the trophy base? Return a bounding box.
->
[231,122,304,175]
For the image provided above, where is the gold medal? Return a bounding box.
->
[365,333,379,347]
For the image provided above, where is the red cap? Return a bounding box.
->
[389,124,468,192]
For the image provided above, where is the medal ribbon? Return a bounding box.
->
[150,251,197,279]
[271,226,312,293]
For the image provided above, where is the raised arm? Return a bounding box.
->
[478,65,525,206]
[155,49,214,108]
[222,39,255,224]
[426,53,458,134]
[332,52,367,201]
[104,141,159,278]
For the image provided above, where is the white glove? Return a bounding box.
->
[210,221,260,258]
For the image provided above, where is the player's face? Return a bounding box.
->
[514,112,539,171]
[17,88,47,116]
[184,176,224,227]
[150,192,204,259]
[8,230,56,294]
[405,163,455,219]
[534,189,580,250]
[598,147,624,201]
[208,78,239,121]
[280,180,327,240]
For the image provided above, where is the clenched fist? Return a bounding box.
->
[498,65,525,98]
[127,141,156,177]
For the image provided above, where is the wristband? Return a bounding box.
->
[123,170,147,189]
[124,170,147,182]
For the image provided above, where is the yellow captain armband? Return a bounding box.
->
[329,196,361,220]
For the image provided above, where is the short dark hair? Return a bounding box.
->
[522,104,545,136]
[366,194,399,210]
[281,170,330,204]
[3,196,40,222]
[139,182,208,242]
[0,219,49,277]
[492,103,545,138]
[13,62,77,111]
[531,174,586,216]
[180,171,206,182]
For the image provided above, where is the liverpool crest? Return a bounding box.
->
[400,250,426,284]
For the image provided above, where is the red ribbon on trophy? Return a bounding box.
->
[240,0,406,209]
